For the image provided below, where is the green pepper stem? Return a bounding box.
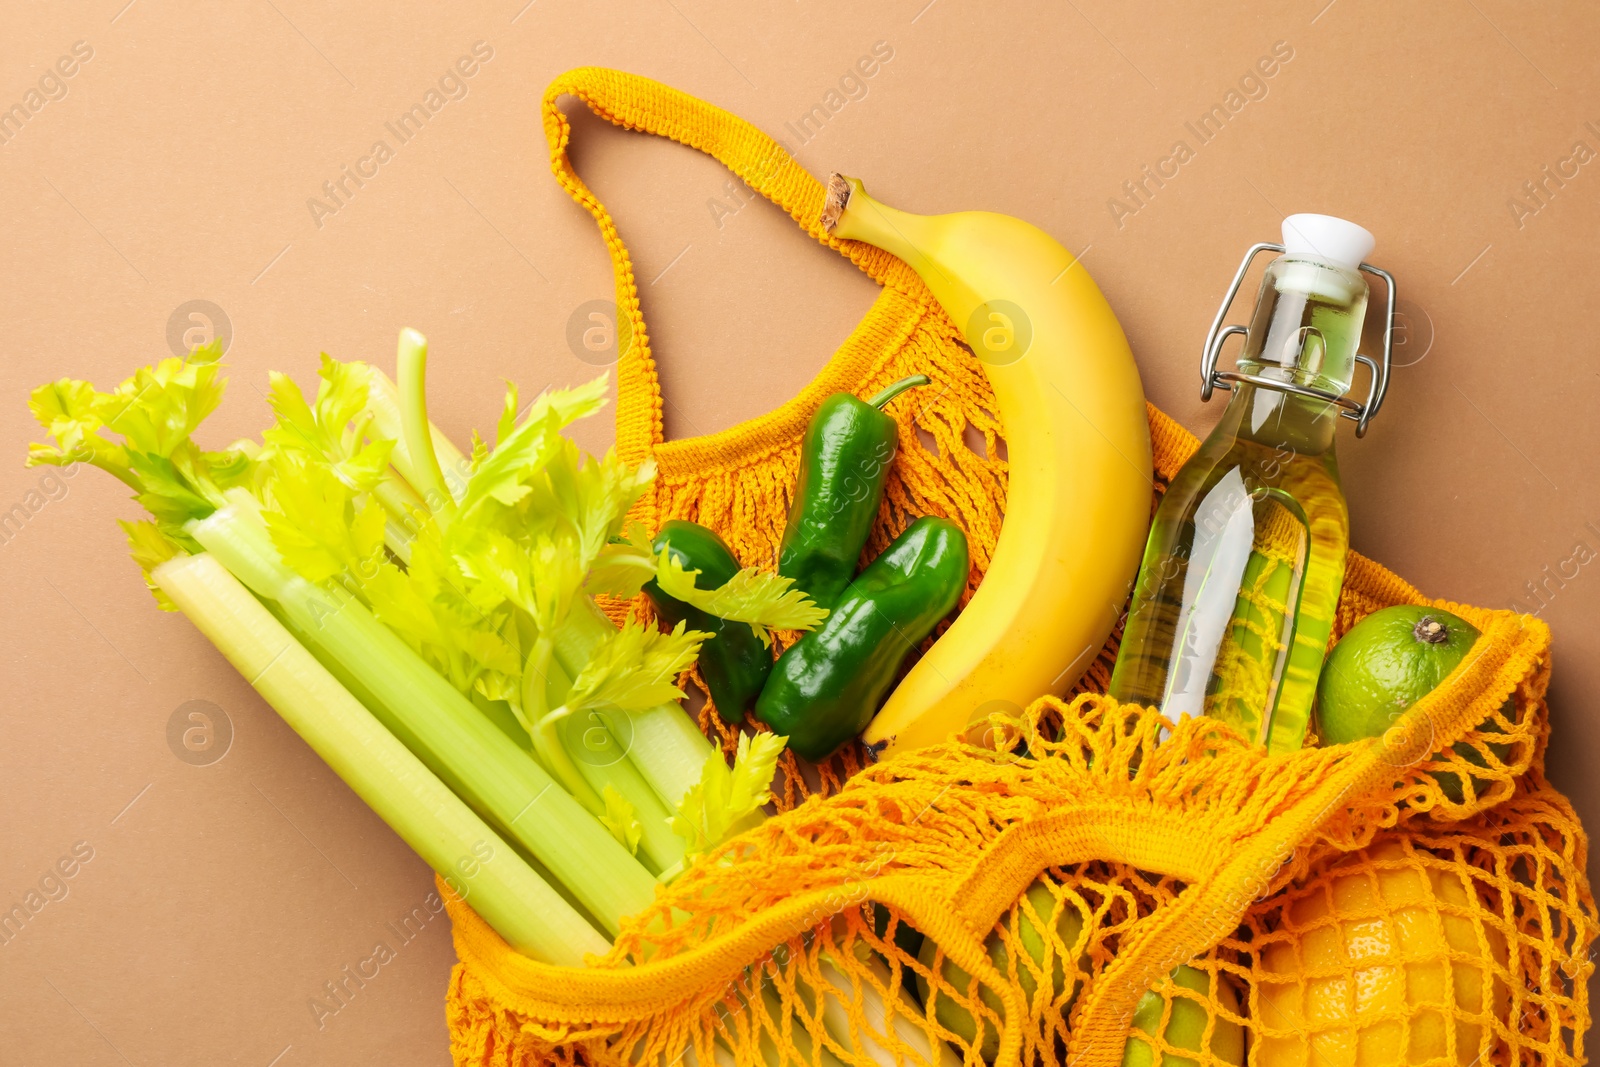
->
[867,374,931,409]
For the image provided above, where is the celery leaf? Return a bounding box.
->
[262,454,388,586]
[457,376,609,518]
[495,381,520,447]
[27,346,247,531]
[365,527,525,705]
[260,356,394,493]
[584,525,659,598]
[653,555,827,646]
[527,442,655,570]
[26,378,129,475]
[564,618,708,714]
[598,784,642,856]
[119,519,183,611]
[454,530,584,634]
[669,732,786,855]
[128,450,220,525]
[95,342,227,458]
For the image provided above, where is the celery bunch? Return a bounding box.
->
[26,330,814,960]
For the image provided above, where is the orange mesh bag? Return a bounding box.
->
[442,68,1597,1067]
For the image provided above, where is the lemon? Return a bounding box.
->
[1256,840,1508,1066]
[1316,606,1480,746]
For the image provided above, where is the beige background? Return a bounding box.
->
[3,0,1598,1062]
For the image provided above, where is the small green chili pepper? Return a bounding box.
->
[757,516,968,761]
[643,520,771,722]
[777,374,931,612]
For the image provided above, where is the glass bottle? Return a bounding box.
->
[1108,215,1386,752]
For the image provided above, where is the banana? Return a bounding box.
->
[823,175,1152,758]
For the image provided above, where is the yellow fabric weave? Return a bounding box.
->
[443,68,1596,1067]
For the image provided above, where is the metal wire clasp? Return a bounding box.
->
[1199,242,1397,438]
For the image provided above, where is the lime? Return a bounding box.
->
[916,880,1086,1060]
[1318,606,1517,801]
[1316,605,1480,745]
[1122,964,1245,1067]
[914,886,1244,1066]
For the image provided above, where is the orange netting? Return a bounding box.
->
[441,68,1595,1067]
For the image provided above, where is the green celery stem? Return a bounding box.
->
[550,595,619,671]
[523,637,606,813]
[394,329,454,518]
[364,368,470,504]
[153,552,607,965]
[541,654,686,875]
[370,473,427,564]
[553,597,717,812]
[187,506,659,935]
[626,703,721,812]
[366,386,711,854]
[372,363,728,858]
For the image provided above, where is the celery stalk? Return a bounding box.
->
[376,381,726,810]
[817,953,958,1067]
[548,593,619,668]
[377,379,713,871]
[153,551,607,965]
[625,702,724,812]
[369,472,427,564]
[540,653,686,875]
[365,367,470,504]
[553,595,719,812]
[394,329,456,522]
[188,505,659,935]
[374,367,731,823]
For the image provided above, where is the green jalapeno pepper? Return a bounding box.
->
[643,520,771,722]
[777,374,931,612]
[756,515,968,760]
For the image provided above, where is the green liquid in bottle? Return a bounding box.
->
[1109,247,1370,752]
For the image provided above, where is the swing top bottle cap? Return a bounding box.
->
[1281,214,1374,272]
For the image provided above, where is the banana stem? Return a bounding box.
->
[824,175,971,318]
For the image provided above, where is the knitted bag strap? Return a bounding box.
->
[540,67,908,469]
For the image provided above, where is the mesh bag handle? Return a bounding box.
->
[540,66,912,474]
